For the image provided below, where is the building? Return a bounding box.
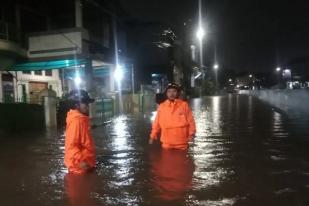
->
[0,0,129,103]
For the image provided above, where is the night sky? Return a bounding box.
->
[120,0,309,77]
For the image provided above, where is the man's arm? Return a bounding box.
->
[149,108,161,144]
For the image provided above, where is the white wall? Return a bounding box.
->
[16,70,63,100]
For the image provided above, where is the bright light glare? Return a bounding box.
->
[276,67,281,72]
[196,27,205,41]
[214,64,219,69]
[249,74,253,78]
[229,78,232,82]
[114,65,124,82]
[74,76,82,85]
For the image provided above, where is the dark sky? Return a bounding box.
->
[120,0,309,75]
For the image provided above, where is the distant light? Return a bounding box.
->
[236,85,240,88]
[229,78,232,82]
[249,74,253,78]
[114,65,124,82]
[196,27,205,41]
[213,64,219,69]
[284,69,291,73]
[276,67,281,72]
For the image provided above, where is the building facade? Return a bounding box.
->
[0,0,128,103]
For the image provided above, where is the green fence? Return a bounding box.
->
[94,98,114,125]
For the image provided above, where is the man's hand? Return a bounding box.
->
[79,161,89,170]
[188,134,195,141]
[149,138,154,145]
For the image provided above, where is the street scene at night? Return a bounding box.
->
[1,0,309,206]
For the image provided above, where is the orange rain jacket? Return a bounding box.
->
[150,99,196,149]
[64,110,96,174]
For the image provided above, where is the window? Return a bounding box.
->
[22,71,31,74]
[45,70,53,76]
[34,70,42,75]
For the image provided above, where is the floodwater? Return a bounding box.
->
[1,94,309,206]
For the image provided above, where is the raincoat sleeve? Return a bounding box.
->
[186,104,196,137]
[66,119,84,165]
[150,108,161,140]
[79,118,95,165]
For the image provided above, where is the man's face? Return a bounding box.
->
[166,88,179,100]
[78,102,90,115]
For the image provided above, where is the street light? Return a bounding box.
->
[276,67,281,72]
[196,27,205,41]
[249,74,253,78]
[114,65,124,83]
[213,64,219,70]
[74,76,82,86]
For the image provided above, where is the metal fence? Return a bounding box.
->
[94,98,114,125]
[0,97,43,105]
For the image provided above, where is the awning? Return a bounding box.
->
[9,59,86,71]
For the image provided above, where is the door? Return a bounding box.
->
[29,82,47,104]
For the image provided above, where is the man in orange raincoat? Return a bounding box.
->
[64,90,96,174]
[149,83,196,150]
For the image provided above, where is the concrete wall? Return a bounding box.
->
[0,39,27,58]
[0,103,45,131]
[239,89,309,114]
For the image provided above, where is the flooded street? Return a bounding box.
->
[1,94,309,206]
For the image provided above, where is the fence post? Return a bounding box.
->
[44,96,57,128]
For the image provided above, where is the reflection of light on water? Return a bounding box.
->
[248,95,253,121]
[272,111,288,137]
[192,97,231,191]
[112,115,131,151]
[199,198,238,205]
[110,115,135,194]
[211,96,222,135]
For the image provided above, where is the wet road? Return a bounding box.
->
[1,94,309,206]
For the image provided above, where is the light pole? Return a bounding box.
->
[276,67,281,85]
[214,64,219,93]
[196,0,205,68]
[249,74,253,89]
[114,64,124,113]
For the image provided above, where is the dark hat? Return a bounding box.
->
[165,83,181,92]
[68,89,95,104]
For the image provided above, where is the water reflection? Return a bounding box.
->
[2,95,309,205]
[149,148,194,202]
[64,172,98,206]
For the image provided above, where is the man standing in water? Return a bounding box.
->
[64,90,96,174]
[149,83,196,150]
